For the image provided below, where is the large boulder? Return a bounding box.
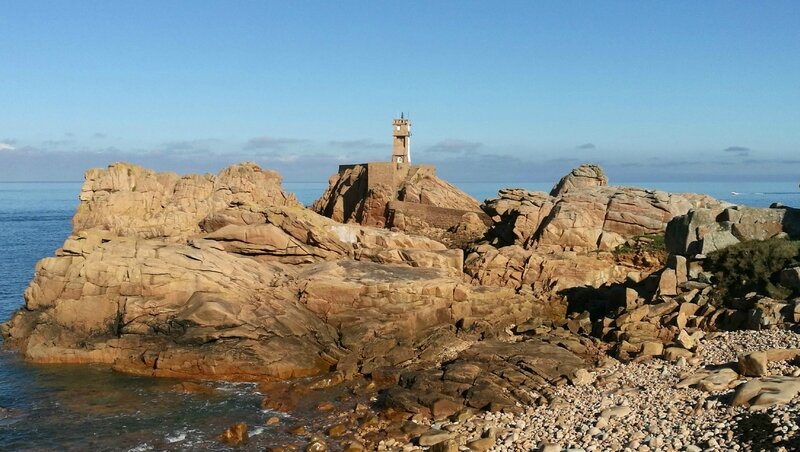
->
[666,205,800,255]
[731,376,800,407]
[482,189,555,246]
[549,163,608,197]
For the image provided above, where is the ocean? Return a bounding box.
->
[0,180,798,450]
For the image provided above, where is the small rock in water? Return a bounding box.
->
[265,416,281,425]
[305,436,327,452]
[344,441,365,452]
[317,401,336,411]
[327,423,348,437]
[217,422,248,446]
[172,381,217,395]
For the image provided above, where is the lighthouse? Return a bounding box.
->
[391,114,411,164]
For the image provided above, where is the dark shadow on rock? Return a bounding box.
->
[559,284,619,320]
[781,206,800,240]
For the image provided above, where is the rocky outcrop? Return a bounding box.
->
[549,163,608,197]
[74,162,300,239]
[470,166,725,298]
[464,244,637,295]
[569,230,800,365]
[384,335,595,417]
[1,162,554,383]
[484,183,724,252]
[666,205,800,256]
[481,189,554,247]
[312,163,482,230]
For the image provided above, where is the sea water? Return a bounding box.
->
[0,180,797,450]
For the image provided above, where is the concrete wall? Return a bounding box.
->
[364,162,398,191]
[387,200,491,230]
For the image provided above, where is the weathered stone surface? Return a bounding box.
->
[482,189,554,246]
[700,230,740,255]
[669,254,688,285]
[569,368,596,386]
[731,376,800,407]
[483,168,722,253]
[738,351,768,377]
[384,337,591,417]
[765,348,800,362]
[1,163,549,382]
[640,341,664,357]
[312,163,481,230]
[549,164,608,197]
[466,437,496,451]
[658,269,678,296]
[74,162,299,239]
[463,165,724,298]
[217,422,248,445]
[781,267,800,291]
[599,405,631,419]
[676,368,739,392]
[204,205,461,271]
[430,439,459,452]
[664,347,694,362]
[675,330,702,351]
[464,245,633,296]
[666,205,800,256]
[747,298,790,330]
[418,429,454,446]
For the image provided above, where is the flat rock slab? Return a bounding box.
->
[731,376,800,407]
[600,405,632,419]
[418,429,454,446]
[677,368,740,392]
[459,339,588,383]
[384,336,592,417]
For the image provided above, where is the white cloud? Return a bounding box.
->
[243,136,308,150]
[0,143,15,151]
[425,139,483,154]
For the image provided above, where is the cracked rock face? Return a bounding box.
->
[665,204,800,256]
[483,183,724,253]
[312,164,481,229]
[470,165,724,297]
[74,161,300,239]
[1,162,554,382]
[549,163,608,197]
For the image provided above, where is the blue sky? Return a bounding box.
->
[1,1,799,182]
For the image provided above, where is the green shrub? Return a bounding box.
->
[705,237,800,302]
[612,234,666,256]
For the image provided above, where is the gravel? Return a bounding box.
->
[383,330,800,452]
